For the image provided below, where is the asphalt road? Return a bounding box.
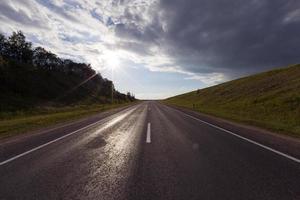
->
[1,101,300,200]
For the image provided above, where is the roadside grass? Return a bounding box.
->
[164,64,300,138]
[0,102,136,139]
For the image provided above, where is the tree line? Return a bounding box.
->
[0,31,135,111]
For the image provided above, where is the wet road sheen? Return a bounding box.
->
[1,101,300,200]
[1,104,147,200]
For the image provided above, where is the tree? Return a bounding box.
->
[0,33,9,58]
[8,31,32,62]
[0,30,133,111]
[62,59,74,73]
[33,47,49,68]
[33,47,62,70]
[126,92,135,101]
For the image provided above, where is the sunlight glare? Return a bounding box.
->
[104,51,120,70]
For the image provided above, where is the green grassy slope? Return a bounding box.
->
[0,102,136,139]
[164,64,300,137]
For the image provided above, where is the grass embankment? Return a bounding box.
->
[164,64,300,137]
[0,102,135,139]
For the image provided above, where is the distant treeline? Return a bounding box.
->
[0,31,135,111]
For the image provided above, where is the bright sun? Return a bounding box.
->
[104,51,120,70]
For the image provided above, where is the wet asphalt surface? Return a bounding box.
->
[0,101,300,200]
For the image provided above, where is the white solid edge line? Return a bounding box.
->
[174,109,300,164]
[146,122,151,143]
[0,118,107,166]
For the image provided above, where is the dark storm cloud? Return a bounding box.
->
[114,8,164,45]
[159,0,300,76]
[1,0,299,80]
[116,0,300,77]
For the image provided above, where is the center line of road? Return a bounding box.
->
[146,122,151,143]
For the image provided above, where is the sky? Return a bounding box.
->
[0,0,300,99]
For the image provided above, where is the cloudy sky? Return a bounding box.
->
[1,0,300,99]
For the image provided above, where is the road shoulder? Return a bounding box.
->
[0,102,138,142]
[164,103,300,160]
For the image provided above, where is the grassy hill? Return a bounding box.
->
[164,64,300,137]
